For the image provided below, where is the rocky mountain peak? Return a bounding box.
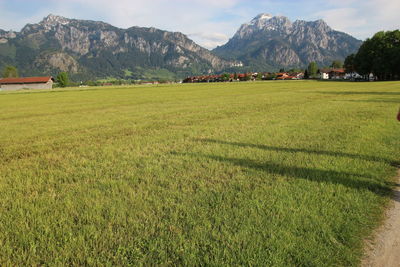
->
[250,13,273,24]
[214,14,362,69]
[40,14,70,27]
[235,13,293,39]
[312,19,332,32]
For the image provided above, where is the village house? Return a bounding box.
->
[319,68,346,80]
[183,71,307,84]
[290,72,305,79]
[0,76,54,91]
[276,72,290,80]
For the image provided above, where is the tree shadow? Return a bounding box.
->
[338,99,400,104]
[195,139,396,165]
[175,152,395,201]
[316,91,400,96]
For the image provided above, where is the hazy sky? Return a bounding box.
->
[0,0,399,49]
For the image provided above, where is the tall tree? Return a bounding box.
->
[57,72,69,87]
[2,66,19,78]
[330,60,343,69]
[307,62,319,78]
[349,30,400,80]
[344,54,356,73]
[304,69,309,79]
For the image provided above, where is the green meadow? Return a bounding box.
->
[0,81,399,266]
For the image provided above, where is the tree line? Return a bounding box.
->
[345,30,400,81]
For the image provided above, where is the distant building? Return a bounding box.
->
[231,61,244,67]
[320,72,330,80]
[276,72,289,80]
[286,72,305,80]
[0,76,54,91]
[319,69,346,80]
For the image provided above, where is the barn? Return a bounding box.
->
[0,76,54,91]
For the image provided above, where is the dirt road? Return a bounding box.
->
[362,169,400,267]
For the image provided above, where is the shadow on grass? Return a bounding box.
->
[316,91,400,96]
[175,152,393,200]
[338,99,400,104]
[195,139,395,164]
[178,138,400,201]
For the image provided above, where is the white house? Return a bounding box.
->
[319,68,346,80]
[320,72,330,79]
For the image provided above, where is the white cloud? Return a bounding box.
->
[315,8,367,35]
[188,32,230,49]
[64,0,242,48]
[315,0,400,39]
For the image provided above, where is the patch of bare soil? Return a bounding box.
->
[362,169,400,267]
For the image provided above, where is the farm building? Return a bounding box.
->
[0,76,54,91]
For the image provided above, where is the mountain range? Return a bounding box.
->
[0,14,362,80]
[213,14,362,70]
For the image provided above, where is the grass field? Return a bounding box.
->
[0,81,399,266]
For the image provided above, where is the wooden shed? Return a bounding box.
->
[0,76,54,91]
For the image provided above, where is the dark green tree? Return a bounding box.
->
[57,72,69,87]
[330,60,343,68]
[221,73,230,82]
[233,73,238,80]
[2,66,19,78]
[304,69,309,79]
[344,54,356,73]
[350,30,400,80]
[307,62,319,78]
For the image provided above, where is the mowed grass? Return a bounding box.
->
[0,81,399,266]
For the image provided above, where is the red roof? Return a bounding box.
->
[0,77,53,85]
[320,68,345,74]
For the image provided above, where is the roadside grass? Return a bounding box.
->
[0,81,399,265]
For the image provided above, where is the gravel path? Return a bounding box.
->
[362,169,400,267]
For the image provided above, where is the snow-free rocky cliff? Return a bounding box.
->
[213,13,362,69]
[0,14,362,79]
[0,14,234,80]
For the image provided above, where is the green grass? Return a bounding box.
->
[0,81,399,266]
[132,66,177,81]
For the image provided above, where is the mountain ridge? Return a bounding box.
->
[0,14,363,80]
[213,13,362,70]
[0,14,235,80]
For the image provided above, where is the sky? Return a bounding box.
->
[0,0,399,49]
